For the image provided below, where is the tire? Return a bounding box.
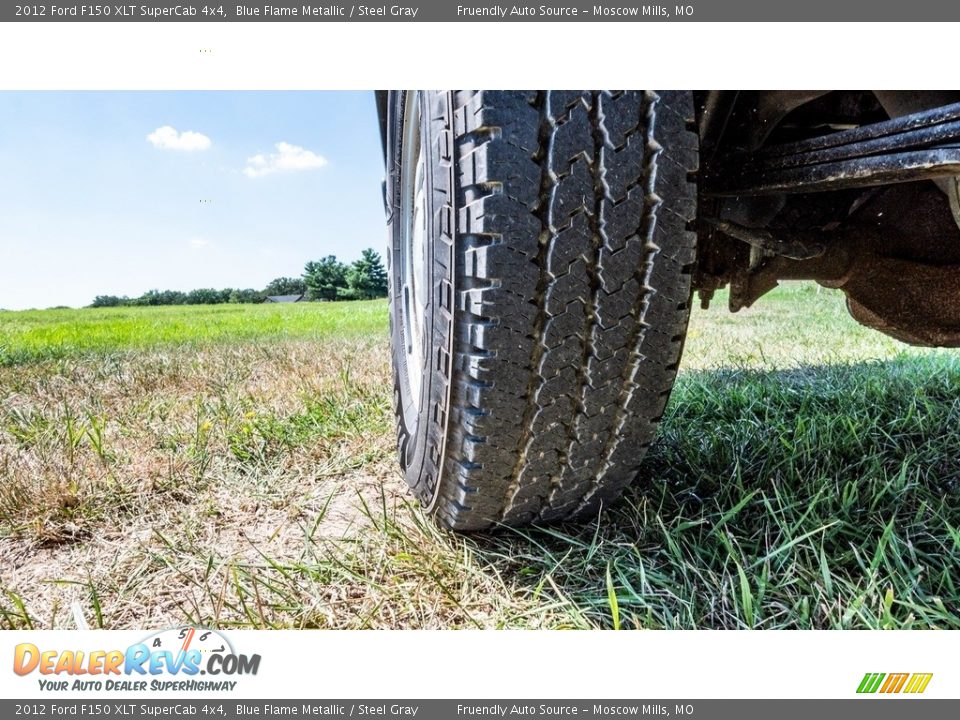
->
[387,90,698,531]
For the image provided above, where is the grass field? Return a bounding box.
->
[0,301,385,367]
[1,284,959,629]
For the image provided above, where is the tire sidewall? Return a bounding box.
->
[387,90,456,509]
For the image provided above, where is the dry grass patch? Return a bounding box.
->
[0,336,410,627]
[2,287,960,630]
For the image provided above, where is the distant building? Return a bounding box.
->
[264,294,305,303]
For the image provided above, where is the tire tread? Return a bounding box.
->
[432,90,698,530]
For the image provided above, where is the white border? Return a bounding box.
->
[2,630,953,699]
[0,22,958,90]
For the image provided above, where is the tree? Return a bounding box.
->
[166,290,188,305]
[132,289,164,306]
[304,256,348,301]
[91,295,127,308]
[129,289,187,306]
[264,276,306,297]
[345,249,389,300]
[229,288,265,304]
[186,288,223,305]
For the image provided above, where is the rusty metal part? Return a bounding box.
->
[728,250,960,347]
[726,250,850,313]
[715,183,960,346]
[707,218,826,260]
[714,149,960,196]
[874,91,960,232]
[757,100,960,160]
[707,101,960,196]
[841,258,960,347]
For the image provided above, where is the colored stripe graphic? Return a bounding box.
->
[904,673,934,694]
[857,673,885,693]
[880,673,909,693]
[857,672,932,694]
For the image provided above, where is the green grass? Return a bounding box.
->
[0,300,386,366]
[1,284,959,629]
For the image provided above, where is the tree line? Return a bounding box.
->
[90,248,388,308]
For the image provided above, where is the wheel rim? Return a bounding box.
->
[399,92,428,405]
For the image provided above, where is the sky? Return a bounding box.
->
[0,91,385,310]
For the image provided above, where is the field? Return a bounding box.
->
[1,285,959,630]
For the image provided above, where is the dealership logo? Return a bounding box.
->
[13,626,260,692]
[857,672,933,694]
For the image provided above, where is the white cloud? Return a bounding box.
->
[147,125,212,152]
[243,142,328,178]
[188,236,209,250]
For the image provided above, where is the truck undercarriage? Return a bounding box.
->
[695,90,960,347]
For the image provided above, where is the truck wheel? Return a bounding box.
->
[386,91,698,530]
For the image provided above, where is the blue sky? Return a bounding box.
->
[0,91,385,309]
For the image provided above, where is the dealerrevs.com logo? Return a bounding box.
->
[13,627,260,692]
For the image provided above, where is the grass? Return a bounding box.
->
[0,300,385,366]
[1,284,959,629]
